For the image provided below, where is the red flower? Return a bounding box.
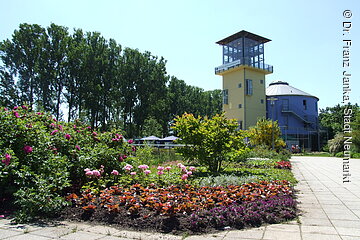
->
[23,145,33,154]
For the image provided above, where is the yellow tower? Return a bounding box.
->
[215,30,273,129]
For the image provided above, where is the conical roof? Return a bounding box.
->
[266,81,318,99]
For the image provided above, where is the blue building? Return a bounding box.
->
[266,81,319,151]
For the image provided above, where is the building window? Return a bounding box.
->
[238,83,242,88]
[238,104,242,108]
[238,120,243,130]
[282,99,289,111]
[303,100,307,110]
[260,79,264,84]
[261,99,264,104]
[245,79,253,95]
[223,89,229,104]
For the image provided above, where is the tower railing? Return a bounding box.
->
[215,60,273,74]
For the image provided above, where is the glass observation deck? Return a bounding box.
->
[215,30,273,74]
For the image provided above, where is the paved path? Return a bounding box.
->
[1,156,359,239]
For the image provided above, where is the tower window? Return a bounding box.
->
[261,99,264,104]
[260,80,264,84]
[223,89,229,105]
[238,104,242,108]
[238,83,242,88]
[246,79,253,95]
[303,100,307,110]
[238,120,243,130]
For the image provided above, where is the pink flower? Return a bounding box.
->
[128,139,134,144]
[157,171,164,175]
[21,105,28,110]
[165,166,172,171]
[118,156,124,162]
[50,130,58,135]
[144,170,151,175]
[186,171,193,176]
[92,170,101,177]
[36,112,42,115]
[75,145,81,151]
[189,166,196,171]
[65,134,71,140]
[13,111,19,118]
[112,138,119,142]
[53,118,57,122]
[111,170,119,175]
[123,164,133,171]
[132,146,137,152]
[177,163,185,168]
[181,174,188,180]
[0,215,4,218]
[13,106,18,110]
[92,132,97,136]
[157,166,165,171]
[58,125,63,131]
[23,145,33,154]
[50,123,56,128]
[122,155,127,159]
[2,153,11,166]
[84,168,90,172]
[73,125,77,129]
[138,164,149,170]
[85,170,93,176]
[130,171,136,176]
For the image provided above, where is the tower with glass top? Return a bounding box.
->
[215,30,273,129]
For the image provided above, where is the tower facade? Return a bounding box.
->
[215,30,273,129]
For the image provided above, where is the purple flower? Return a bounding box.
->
[138,164,149,170]
[123,164,133,171]
[144,170,151,175]
[75,145,81,151]
[50,130,58,135]
[13,111,20,118]
[23,145,33,154]
[2,153,11,166]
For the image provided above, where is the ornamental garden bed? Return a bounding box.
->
[0,106,298,235]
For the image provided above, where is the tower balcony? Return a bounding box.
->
[215,60,273,75]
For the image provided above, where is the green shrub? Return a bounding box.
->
[247,145,290,161]
[0,106,131,222]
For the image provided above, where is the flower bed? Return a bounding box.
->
[63,181,296,234]
[63,180,296,233]
[275,161,292,170]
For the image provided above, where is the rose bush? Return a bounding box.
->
[0,106,131,221]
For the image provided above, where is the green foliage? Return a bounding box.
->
[319,103,359,138]
[0,23,222,137]
[248,118,286,150]
[172,113,249,172]
[141,118,163,137]
[0,106,131,221]
[196,174,258,187]
[247,145,291,161]
[328,133,344,154]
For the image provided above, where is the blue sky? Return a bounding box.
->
[0,0,359,109]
